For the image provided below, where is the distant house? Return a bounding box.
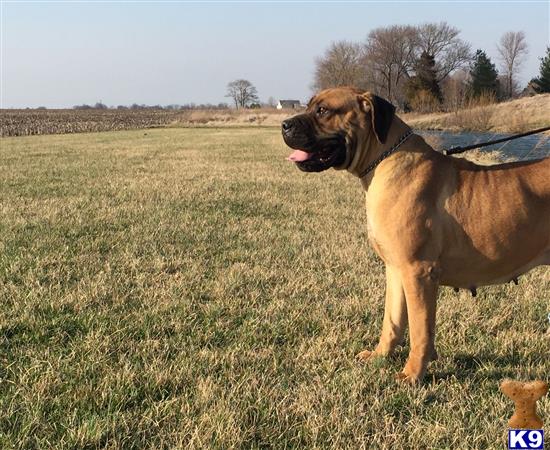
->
[276,100,301,110]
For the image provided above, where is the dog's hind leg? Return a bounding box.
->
[357,264,408,361]
[395,263,439,384]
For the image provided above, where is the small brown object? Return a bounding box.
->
[500,379,548,429]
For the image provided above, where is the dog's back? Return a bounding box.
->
[518,156,550,199]
[436,154,550,286]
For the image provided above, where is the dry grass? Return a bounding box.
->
[1,128,549,449]
[174,108,292,127]
[402,94,550,133]
[453,149,513,165]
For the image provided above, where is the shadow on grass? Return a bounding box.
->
[431,351,548,382]
[366,347,547,384]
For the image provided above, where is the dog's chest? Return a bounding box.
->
[365,192,390,261]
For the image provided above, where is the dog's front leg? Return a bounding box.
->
[357,264,407,361]
[396,263,439,384]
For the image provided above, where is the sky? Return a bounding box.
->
[1,1,549,108]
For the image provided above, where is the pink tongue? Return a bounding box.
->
[287,150,312,162]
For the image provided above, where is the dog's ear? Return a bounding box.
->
[358,93,395,144]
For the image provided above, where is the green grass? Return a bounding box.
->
[1,128,548,449]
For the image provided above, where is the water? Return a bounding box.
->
[417,130,550,161]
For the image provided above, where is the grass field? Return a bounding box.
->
[1,127,549,449]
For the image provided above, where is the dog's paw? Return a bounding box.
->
[395,371,421,385]
[395,356,428,385]
[356,349,389,363]
[356,345,397,363]
[356,349,377,361]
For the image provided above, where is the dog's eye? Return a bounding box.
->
[317,106,329,117]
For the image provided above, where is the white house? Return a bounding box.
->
[276,100,301,110]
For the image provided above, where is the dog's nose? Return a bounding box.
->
[282,120,293,133]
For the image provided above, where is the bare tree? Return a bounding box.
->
[225,79,259,109]
[441,69,470,112]
[364,25,418,105]
[311,22,472,109]
[313,41,367,90]
[416,22,472,82]
[496,31,528,98]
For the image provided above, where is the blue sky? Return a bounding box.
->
[1,1,549,108]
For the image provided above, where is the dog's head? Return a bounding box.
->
[282,87,395,172]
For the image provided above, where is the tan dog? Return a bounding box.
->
[282,87,550,384]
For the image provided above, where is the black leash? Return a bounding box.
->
[442,125,550,155]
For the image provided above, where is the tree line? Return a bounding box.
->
[72,102,231,111]
[313,22,550,112]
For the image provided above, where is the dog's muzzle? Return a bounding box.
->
[282,115,347,172]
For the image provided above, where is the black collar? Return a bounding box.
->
[358,130,413,178]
